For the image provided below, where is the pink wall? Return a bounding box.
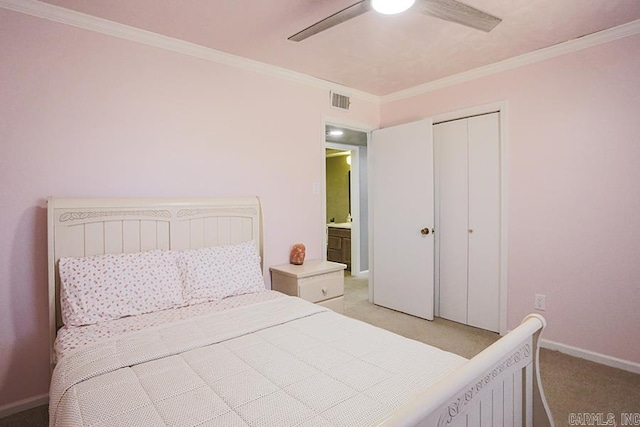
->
[0,9,378,407]
[2,5,639,411]
[381,34,640,364]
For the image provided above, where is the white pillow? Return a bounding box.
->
[59,250,184,327]
[179,240,265,303]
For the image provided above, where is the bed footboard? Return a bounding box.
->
[379,314,554,427]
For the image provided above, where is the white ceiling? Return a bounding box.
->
[37,0,640,96]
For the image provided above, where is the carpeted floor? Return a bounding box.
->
[343,274,640,426]
[3,276,639,426]
[0,404,48,427]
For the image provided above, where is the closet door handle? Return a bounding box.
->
[468,229,474,233]
[420,228,430,235]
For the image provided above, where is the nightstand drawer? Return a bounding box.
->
[298,270,344,303]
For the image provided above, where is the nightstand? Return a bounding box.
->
[269,260,346,314]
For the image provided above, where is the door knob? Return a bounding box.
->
[420,228,430,235]
[469,229,474,233]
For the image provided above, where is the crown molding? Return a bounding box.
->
[4,0,639,107]
[381,19,640,104]
[0,0,381,104]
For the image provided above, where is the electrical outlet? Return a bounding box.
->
[534,294,546,311]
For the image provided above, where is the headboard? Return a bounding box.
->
[47,197,263,369]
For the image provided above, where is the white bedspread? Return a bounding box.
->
[50,296,466,427]
[54,290,285,361]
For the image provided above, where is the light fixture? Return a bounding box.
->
[372,0,415,15]
[346,155,351,166]
[328,129,344,137]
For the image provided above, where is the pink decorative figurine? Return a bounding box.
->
[290,243,306,265]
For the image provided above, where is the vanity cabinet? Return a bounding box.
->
[327,226,351,271]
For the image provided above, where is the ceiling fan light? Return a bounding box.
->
[372,0,415,15]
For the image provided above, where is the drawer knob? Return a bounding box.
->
[322,288,328,295]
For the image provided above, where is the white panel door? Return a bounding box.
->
[467,113,500,331]
[371,119,434,320]
[434,119,469,324]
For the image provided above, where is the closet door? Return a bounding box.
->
[434,112,500,333]
[467,113,500,331]
[434,119,469,324]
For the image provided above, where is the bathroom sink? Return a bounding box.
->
[327,222,351,229]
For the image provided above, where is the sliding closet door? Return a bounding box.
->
[434,119,468,325]
[467,113,500,331]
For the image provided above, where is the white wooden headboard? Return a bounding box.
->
[47,197,264,368]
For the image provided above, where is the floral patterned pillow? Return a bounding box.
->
[179,240,265,303]
[59,250,185,327]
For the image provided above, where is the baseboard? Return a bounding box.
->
[540,339,640,375]
[0,393,49,419]
[352,270,369,278]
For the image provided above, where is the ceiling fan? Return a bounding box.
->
[288,0,502,42]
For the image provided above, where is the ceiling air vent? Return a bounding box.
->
[330,91,350,110]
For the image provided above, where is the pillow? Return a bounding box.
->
[59,250,184,327]
[179,240,265,303]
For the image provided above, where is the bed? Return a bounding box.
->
[47,197,554,427]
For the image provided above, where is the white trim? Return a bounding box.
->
[432,101,509,335]
[541,339,640,375]
[498,103,509,336]
[496,331,640,375]
[0,393,48,419]
[381,19,640,103]
[0,0,379,104]
[354,269,369,279]
[367,130,374,304]
[322,117,377,134]
[432,102,501,124]
[4,1,639,106]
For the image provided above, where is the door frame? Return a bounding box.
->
[325,142,360,275]
[432,101,509,335]
[321,117,375,280]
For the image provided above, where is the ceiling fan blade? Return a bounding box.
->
[289,1,371,42]
[418,0,501,32]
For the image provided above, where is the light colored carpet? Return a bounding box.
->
[344,274,499,359]
[343,273,640,426]
[3,277,639,426]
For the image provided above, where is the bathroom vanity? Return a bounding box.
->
[327,223,351,271]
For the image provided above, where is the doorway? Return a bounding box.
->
[324,124,369,279]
